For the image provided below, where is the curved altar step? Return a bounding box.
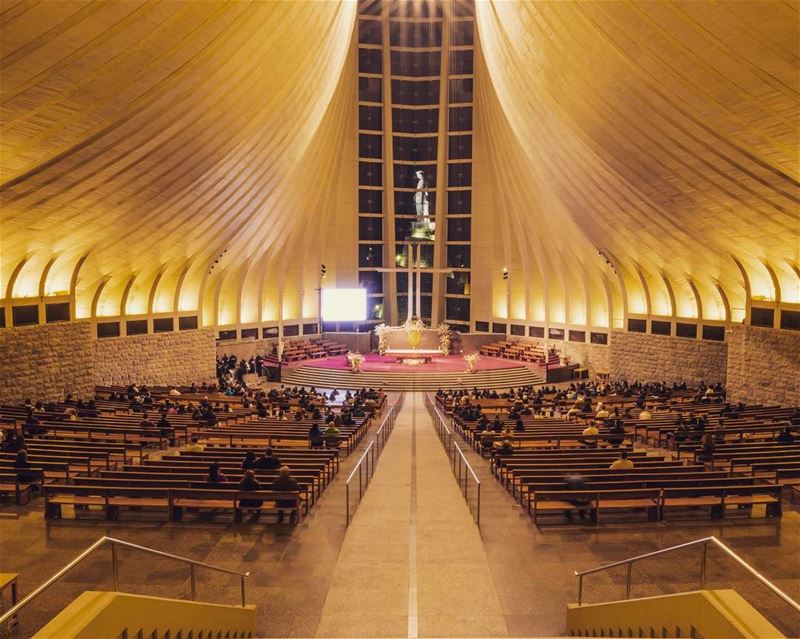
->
[280,363,545,391]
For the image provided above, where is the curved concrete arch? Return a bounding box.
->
[659,270,677,323]
[761,259,782,306]
[5,255,31,302]
[731,255,753,324]
[90,277,111,318]
[147,269,165,315]
[714,280,732,324]
[38,255,59,298]
[686,278,704,323]
[119,273,138,317]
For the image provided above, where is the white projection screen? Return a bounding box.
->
[321,288,367,322]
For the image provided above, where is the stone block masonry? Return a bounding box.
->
[0,321,95,404]
[0,323,217,403]
[94,329,216,387]
[609,330,727,385]
[726,325,800,406]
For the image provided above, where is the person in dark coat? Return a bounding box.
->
[271,466,300,524]
[253,447,281,470]
[238,470,263,519]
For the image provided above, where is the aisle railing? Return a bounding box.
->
[575,535,800,609]
[425,394,481,526]
[0,536,250,634]
[345,393,404,525]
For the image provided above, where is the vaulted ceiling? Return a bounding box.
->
[1,0,798,329]
[474,0,799,326]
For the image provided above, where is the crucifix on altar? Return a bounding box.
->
[375,238,451,324]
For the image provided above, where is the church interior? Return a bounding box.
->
[0,0,798,637]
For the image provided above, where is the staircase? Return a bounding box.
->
[281,363,545,391]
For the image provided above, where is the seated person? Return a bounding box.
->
[777,426,795,444]
[609,448,634,470]
[206,462,228,483]
[271,466,300,524]
[13,450,39,484]
[673,423,691,444]
[699,433,715,462]
[308,423,324,449]
[491,416,504,433]
[157,414,174,439]
[23,412,47,436]
[324,424,341,449]
[563,473,591,522]
[638,405,652,420]
[184,436,204,452]
[494,438,514,457]
[607,421,626,446]
[580,423,599,448]
[513,418,525,433]
[1,431,25,453]
[479,427,495,454]
[713,419,727,444]
[241,451,257,470]
[238,470,263,519]
[253,447,281,469]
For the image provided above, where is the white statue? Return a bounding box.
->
[414,170,430,222]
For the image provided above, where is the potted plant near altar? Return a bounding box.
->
[346,351,364,373]
[374,323,390,355]
[464,352,480,373]
[437,322,451,355]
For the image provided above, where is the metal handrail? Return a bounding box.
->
[0,536,250,628]
[345,393,403,525]
[426,394,481,525]
[574,535,800,613]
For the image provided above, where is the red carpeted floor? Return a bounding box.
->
[293,353,535,373]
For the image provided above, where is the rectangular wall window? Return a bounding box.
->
[153,318,174,333]
[126,319,148,335]
[179,316,198,331]
[12,305,38,326]
[676,322,697,338]
[45,302,70,323]
[97,322,120,338]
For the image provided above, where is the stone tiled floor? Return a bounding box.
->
[1,392,798,637]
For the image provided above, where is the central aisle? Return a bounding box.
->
[315,392,508,638]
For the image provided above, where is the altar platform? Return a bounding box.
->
[384,348,441,363]
[281,353,547,391]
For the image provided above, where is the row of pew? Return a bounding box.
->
[479,340,561,366]
[1,386,383,524]
[438,390,797,526]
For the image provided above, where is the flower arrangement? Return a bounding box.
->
[464,352,480,373]
[374,323,390,355]
[403,317,426,332]
[404,317,426,349]
[346,351,364,373]
[437,322,451,355]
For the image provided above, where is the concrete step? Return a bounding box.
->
[281,365,545,391]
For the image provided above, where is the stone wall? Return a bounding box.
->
[608,330,728,385]
[216,338,278,361]
[561,341,610,377]
[95,329,216,386]
[0,321,96,404]
[726,325,800,406]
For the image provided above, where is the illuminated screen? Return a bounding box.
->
[321,288,367,322]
